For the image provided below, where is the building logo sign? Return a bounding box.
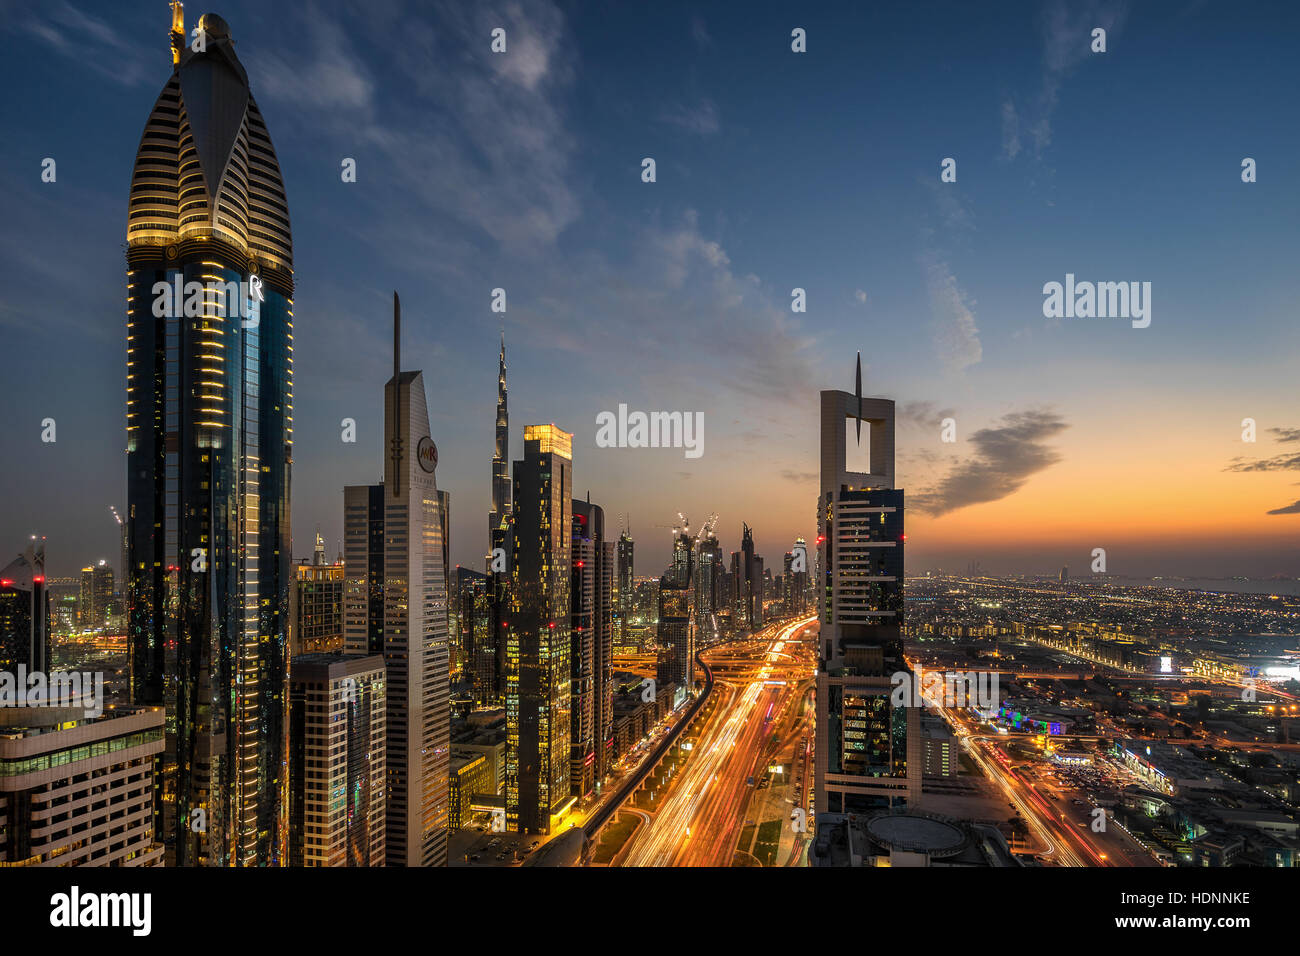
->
[417,436,438,472]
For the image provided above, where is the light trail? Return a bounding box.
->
[621,615,815,867]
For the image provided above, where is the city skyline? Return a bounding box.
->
[2,1,1298,582]
[2,2,1299,894]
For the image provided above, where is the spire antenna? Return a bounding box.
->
[392,291,402,496]
[854,351,863,445]
[169,1,185,64]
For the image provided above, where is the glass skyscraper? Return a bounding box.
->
[125,9,294,865]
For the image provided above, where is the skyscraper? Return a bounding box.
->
[615,528,634,640]
[288,654,386,866]
[570,504,596,798]
[489,331,511,543]
[657,525,695,690]
[571,497,613,793]
[126,7,294,866]
[814,368,920,815]
[695,529,723,644]
[438,489,452,602]
[595,536,616,779]
[342,294,450,866]
[452,567,493,706]
[506,425,573,834]
[486,332,512,718]
[732,524,764,633]
[289,558,344,656]
[786,536,809,614]
[111,506,128,600]
[0,538,49,674]
[79,561,114,631]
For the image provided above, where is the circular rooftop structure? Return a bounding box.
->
[864,812,968,858]
[198,13,231,39]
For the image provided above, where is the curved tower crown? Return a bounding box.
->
[128,9,292,292]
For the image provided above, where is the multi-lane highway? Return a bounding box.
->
[933,695,1160,867]
[621,615,816,866]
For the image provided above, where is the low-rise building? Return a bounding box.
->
[0,706,164,867]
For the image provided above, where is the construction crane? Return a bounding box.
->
[695,512,719,544]
[652,513,690,536]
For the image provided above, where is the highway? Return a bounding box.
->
[934,697,1159,867]
[621,615,816,866]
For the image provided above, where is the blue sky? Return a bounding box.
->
[1,0,1298,578]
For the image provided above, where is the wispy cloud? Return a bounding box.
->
[1000,99,1021,159]
[918,178,981,371]
[1004,0,1128,160]
[924,256,982,371]
[253,0,579,254]
[1266,500,1300,515]
[660,98,720,135]
[911,410,1068,516]
[690,15,712,49]
[256,16,375,111]
[1225,426,1300,472]
[12,0,151,87]
[899,401,956,430]
[1225,454,1300,473]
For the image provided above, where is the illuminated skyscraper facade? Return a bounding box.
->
[657,527,694,690]
[452,567,493,705]
[615,529,634,640]
[289,560,344,656]
[79,561,114,630]
[288,654,386,866]
[695,531,723,644]
[506,425,573,833]
[125,8,294,866]
[570,505,595,798]
[571,498,613,793]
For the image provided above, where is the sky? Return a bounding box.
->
[1,0,1298,580]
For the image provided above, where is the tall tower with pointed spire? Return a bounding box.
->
[484,332,512,708]
[813,358,920,816]
[126,6,293,867]
[343,293,451,866]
